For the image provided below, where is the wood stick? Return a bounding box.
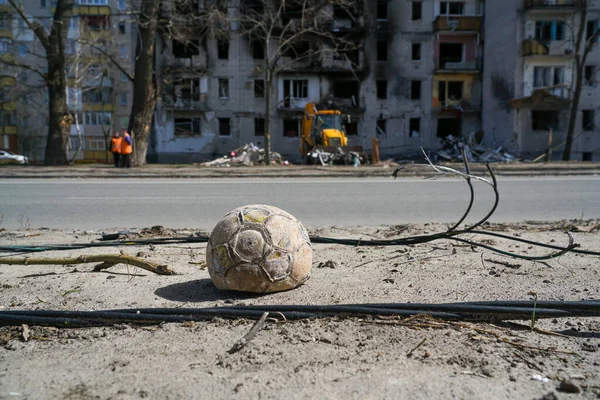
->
[228,312,269,354]
[0,254,175,275]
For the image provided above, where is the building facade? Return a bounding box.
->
[3,0,598,163]
[151,0,485,163]
[483,0,600,161]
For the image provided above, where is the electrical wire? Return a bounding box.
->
[2,300,599,327]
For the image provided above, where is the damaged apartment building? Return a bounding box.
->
[151,0,486,163]
[483,0,600,161]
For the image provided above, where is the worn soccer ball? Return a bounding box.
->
[206,204,313,293]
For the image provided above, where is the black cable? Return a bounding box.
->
[2,300,600,327]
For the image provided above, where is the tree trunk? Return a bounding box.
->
[44,77,71,165]
[42,0,72,165]
[128,0,160,167]
[562,65,584,161]
[264,68,272,166]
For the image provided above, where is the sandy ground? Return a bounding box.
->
[0,220,599,400]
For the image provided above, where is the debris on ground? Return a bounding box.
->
[306,148,369,166]
[435,133,516,163]
[199,143,287,167]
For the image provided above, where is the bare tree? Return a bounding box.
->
[237,0,359,165]
[563,0,600,160]
[4,0,74,165]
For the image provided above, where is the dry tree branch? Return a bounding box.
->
[0,254,175,275]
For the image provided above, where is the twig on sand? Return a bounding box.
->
[0,254,175,275]
[228,312,269,354]
[406,337,427,357]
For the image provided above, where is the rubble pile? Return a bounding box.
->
[307,148,369,166]
[435,133,516,163]
[200,143,287,167]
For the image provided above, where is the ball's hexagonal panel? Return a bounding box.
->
[262,249,292,282]
[232,228,266,262]
[290,243,313,283]
[206,242,232,276]
[207,204,312,293]
[265,215,305,252]
[241,206,271,224]
[209,212,241,246]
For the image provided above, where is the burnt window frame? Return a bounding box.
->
[283,118,300,137]
[219,117,231,136]
[411,43,421,61]
[412,1,422,21]
[411,80,421,100]
[254,118,265,136]
[376,80,387,100]
[254,79,265,98]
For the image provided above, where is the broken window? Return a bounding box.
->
[283,119,299,137]
[255,118,265,136]
[377,41,388,62]
[219,118,231,136]
[174,78,200,100]
[254,80,265,98]
[283,41,310,60]
[586,19,599,42]
[172,39,199,58]
[345,121,358,136]
[411,80,421,100]
[582,152,593,161]
[438,81,464,102]
[333,42,360,66]
[439,43,463,68]
[217,40,229,59]
[218,79,229,98]
[436,118,461,138]
[282,1,304,25]
[531,110,559,130]
[376,119,386,135]
[585,65,595,86]
[411,43,421,61]
[440,1,465,15]
[118,21,126,34]
[333,81,359,104]
[252,40,264,59]
[377,0,387,20]
[333,4,356,19]
[377,80,387,100]
[283,79,308,99]
[535,21,566,41]
[409,118,420,137]
[533,66,564,87]
[412,1,422,20]
[174,117,201,136]
[582,110,595,131]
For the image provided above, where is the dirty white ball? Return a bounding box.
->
[206,204,312,293]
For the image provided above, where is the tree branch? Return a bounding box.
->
[0,58,49,84]
[7,0,51,50]
[77,39,135,82]
[0,254,176,275]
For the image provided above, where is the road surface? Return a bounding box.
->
[0,176,598,231]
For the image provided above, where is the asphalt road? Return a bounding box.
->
[0,176,598,231]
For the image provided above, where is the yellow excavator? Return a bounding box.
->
[299,102,365,165]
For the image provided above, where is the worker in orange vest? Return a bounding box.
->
[120,130,133,168]
[110,131,122,168]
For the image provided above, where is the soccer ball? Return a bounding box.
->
[206,204,313,293]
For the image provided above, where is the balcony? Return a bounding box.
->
[163,95,209,111]
[521,39,573,56]
[523,0,582,10]
[433,16,482,32]
[436,58,482,73]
